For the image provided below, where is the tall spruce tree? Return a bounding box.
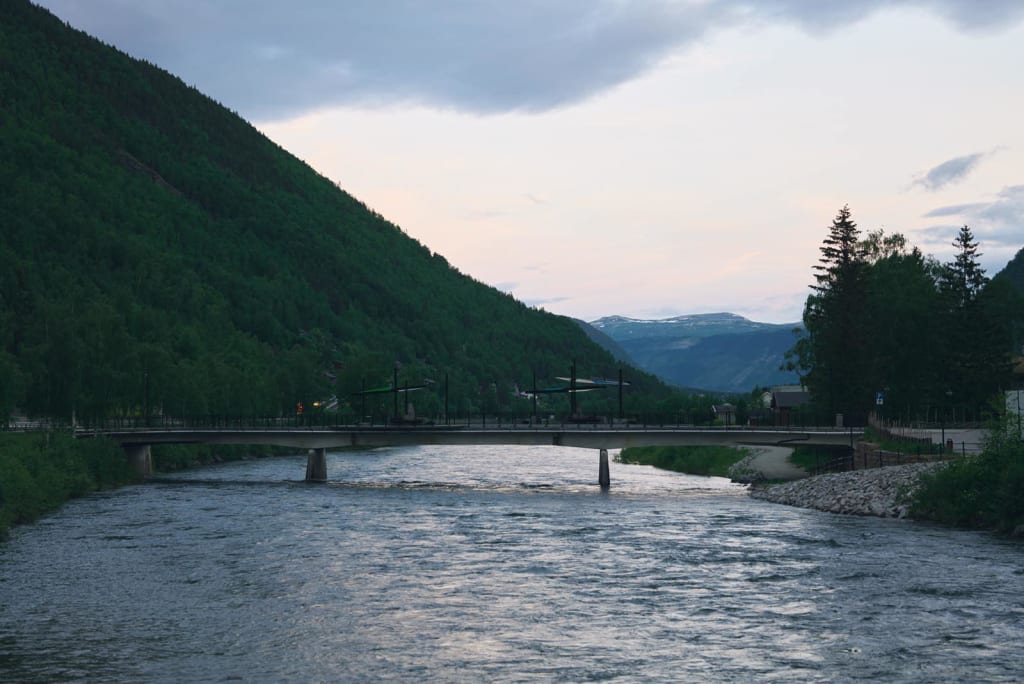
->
[944,226,988,308]
[788,205,872,420]
[940,226,1012,416]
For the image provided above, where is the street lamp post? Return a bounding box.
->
[393,366,399,423]
[532,371,537,424]
[618,368,624,422]
[942,389,953,454]
[1016,388,1021,439]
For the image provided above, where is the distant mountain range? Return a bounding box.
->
[584,313,802,393]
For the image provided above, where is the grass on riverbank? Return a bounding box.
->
[788,446,853,473]
[618,445,749,478]
[863,428,944,456]
[0,435,299,539]
[911,422,1024,534]
[0,432,134,539]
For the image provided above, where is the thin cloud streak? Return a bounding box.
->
[912,150,995,191]
[920,185,1024,247]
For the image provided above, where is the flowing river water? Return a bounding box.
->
[1,445,1023,682]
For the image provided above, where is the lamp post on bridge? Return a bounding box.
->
[618,368,624,424]
[570,360,577,419]
[532,370,538,425]
[393,366,399,424]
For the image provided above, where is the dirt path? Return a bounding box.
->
[745,446,806,481]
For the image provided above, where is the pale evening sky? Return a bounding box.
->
[37,1,1024,324]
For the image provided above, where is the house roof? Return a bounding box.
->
[772,390,810,409]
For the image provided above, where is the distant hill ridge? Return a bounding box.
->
[586,313,802,393]
[591,312,796,340]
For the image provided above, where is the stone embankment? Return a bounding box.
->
[748,462,947,518]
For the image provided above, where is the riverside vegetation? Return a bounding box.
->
[0,433,131,538]
[630,425,1023,535]
[911,421,1024,534]
[0,433,296,539]
[779,206,1024,533]
[618,445,749,478]
[786,207,1021,425]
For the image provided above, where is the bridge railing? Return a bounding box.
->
[63,410,859,433]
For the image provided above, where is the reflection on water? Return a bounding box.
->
[1,445,1022,682]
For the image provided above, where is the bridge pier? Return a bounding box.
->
[305,448,327,482]
[598,448,610,489]
[124,445,153,480]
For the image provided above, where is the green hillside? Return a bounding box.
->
[994,246,1024,294]
[0,0,672,424]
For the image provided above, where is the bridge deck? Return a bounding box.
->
[84,426,860,450]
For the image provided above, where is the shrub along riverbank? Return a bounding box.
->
[618,445,749,478]
[749,420,1023,535]
[0,432,134,538]
[0,433,296,539]
[911,422,1024,535]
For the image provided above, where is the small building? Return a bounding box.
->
[770,387,810,426]
[712,402,736,426]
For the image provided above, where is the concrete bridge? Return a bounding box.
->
[86,425,861,488]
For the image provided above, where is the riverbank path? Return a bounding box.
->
[746,446,806,481]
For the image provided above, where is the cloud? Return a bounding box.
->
[754,0,1024,32]
[912,151,997,191]
[919,185,1024,247]
[922,201,989,217]
[36,1,1024,120]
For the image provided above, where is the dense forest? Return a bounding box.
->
[0,1,683,426]
[787,206,1022,424]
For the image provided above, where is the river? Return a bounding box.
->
[2,445,1022,682]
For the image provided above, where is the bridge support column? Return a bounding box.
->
[598,448,610,489]
[124,445,153,480]
[305,448,327,482]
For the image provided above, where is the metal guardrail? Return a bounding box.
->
[70,422,864,437]
[10,413,867,434]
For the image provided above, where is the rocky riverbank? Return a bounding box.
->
[748,462,947,518]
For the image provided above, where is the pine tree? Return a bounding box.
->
[789,206,872,420]
[939,226,1012,417]
[943,225,988,309]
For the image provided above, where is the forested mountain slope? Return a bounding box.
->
[994,246,1024,294]
[0,1,669,422]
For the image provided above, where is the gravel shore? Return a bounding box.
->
[748,462,947,518]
